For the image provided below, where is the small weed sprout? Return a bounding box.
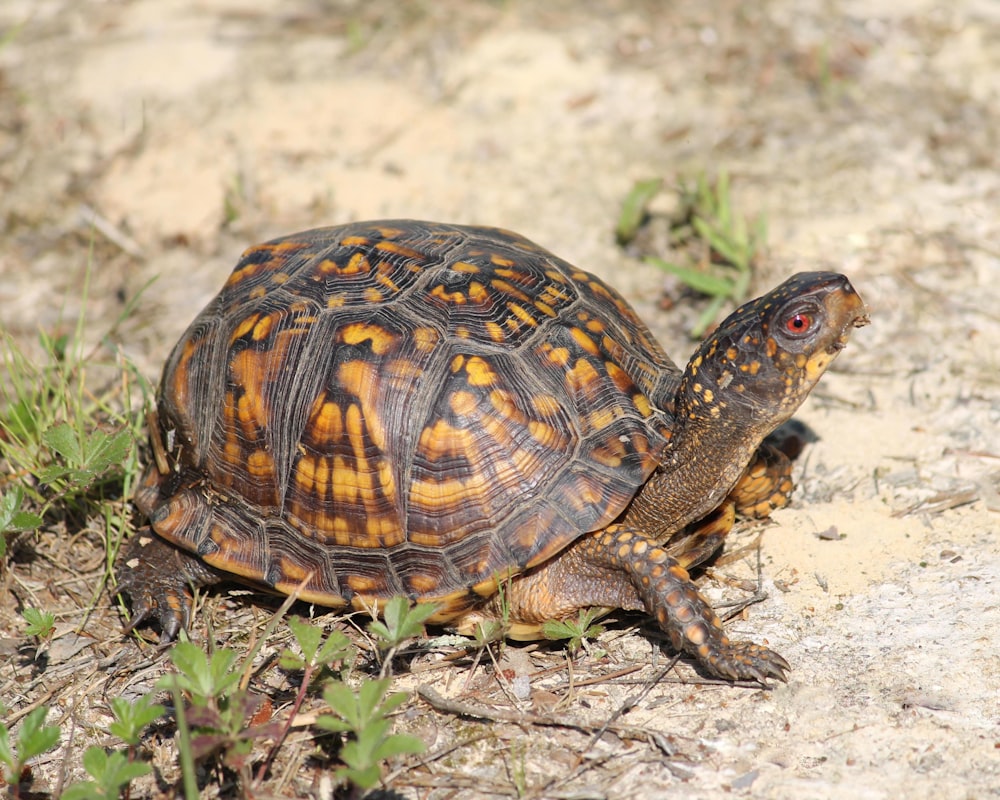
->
[61,749,151,800]
[59,694,164,800]
[367,596,439,675]
[316,678,424,792]
[0,706,61,795]
[542,608,606,656]
[107,695,166,751]
[618,170,767,337]
[21,607,56,641]
[0,486,42,558]
[156,639,279,773]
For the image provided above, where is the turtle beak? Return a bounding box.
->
[824,277,869,353]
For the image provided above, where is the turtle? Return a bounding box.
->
[117,219,868,682]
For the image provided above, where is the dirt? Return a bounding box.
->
[1,1,999,798]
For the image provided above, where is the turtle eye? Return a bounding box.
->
[784,312,813,336]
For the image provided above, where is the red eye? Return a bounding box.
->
[786,313,812,334]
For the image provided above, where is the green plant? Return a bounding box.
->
[281,616,356,681]
[0,328,138,513]
[59,695,163,800]
[0,267,152,577]
[61,749,151,800]
[615,177,664,245]
[617,170,767,337]
[316,678,424,792]
[650,170,766,336]
[367,596,439,675]
[158,640,243,705]
[0,706,61,794]
[107,695,166,750]
[250,617,359,783]
[156,639,279,774]
[542,607,606,656]
[0,486,42,558]
[21,607,55,640]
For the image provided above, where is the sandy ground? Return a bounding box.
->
[1,1,999,798]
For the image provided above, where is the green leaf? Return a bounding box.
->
[287,616,321,664]
[372,732,424,761]
[15,707,61,762]
[283,616,355,673]
[0,722,13,773]
[646,258,734,296]
[318,682,362,732]
[315,628,354,666]
[22,607,55,638]
[84,428,131,474]
[62,748,151,800]
[108,695,165,746]
[369,596,439,649]
[158,641,241,704]
[541,608,606,653]
[42,422,84,467]
[336,759,382,791]
[0,486,43,534]
[616,177,663,245]
[694,217,746,270]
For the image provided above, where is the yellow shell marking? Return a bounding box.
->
[339,235,370,247]
[336,360,386,450]
[506,303,537,326]
[449,390,478,416]
[375,268,401,293]
[464,356,497,387]
[375,239,423,260]
[534,300,557,317]
[411,327,439,352]
[632,393,653,417]
[230,312,261,343]
[543,345,571,367]
[431,284,467,304]
[491,279,530,303]
[564,357,601,396]
[467,281,490,304]
[310,400,344,441]
[485,321,506,343]
[341,322,396,355]
[569,326,600,356]
[531,392,562,417]
[252,314,274,341]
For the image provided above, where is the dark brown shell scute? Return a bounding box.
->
[145,220,679,605]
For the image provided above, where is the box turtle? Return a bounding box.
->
[118,220,868,682]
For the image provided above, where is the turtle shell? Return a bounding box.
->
[135,220,678,618]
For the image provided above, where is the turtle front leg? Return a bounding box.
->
[116,530,223,640]
[661,441,795,570]
[505,526,789,683]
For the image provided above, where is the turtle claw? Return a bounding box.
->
[700,640,790,684]
[116,570,190,643]
[115,528,213,642]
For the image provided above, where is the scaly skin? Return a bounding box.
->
[116,529,223,641]
[498,522,790,683]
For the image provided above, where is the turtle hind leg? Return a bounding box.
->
[115,529,222,641]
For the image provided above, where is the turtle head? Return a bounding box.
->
[679,271,869,434]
